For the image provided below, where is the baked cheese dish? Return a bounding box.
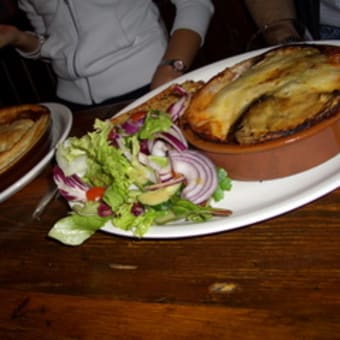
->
[0,104,51,175]
[183,44,340,144]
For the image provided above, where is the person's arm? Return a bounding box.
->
[6,0,47,57]
[150,0,214,89]
[150,28,201,89]
[1,0,46,52]
[245,0,302,45]
[0,24,40,52]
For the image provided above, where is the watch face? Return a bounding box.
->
[159,59,187,72]
[173,60,185,71]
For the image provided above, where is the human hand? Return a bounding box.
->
[150,65,183,90]
[150,29,200,89]
[0,25,21,48]
[263,20,302,45]
[247,19,305,51]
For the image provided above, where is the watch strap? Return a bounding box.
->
[159,59,188,73]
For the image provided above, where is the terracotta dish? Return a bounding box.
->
[181,110,339,180]
[180,44,340,180]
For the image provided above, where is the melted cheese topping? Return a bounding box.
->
[187,46,340,142]
[0,119,34,153]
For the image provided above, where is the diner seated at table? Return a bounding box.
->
[245,0,340,46]
[0,0,214,110]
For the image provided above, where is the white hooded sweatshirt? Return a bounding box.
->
[18,0,214,105]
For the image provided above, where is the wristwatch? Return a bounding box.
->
[159,59,188,73]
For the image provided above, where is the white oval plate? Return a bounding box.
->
[101,41,340,239]
[0,103,73,203]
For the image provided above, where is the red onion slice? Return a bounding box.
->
[169,150,218,204]
[169,123,187,144]
[155,132,187,152]
[173,85,188,96]
[145,174,185,190]
[138,149,171,183]
[153,124,188,152]
[167,94,192,122]
[121,119,144,135]
[158,168,173,182]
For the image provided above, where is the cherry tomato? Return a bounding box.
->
[86,187,106,201]
[130,110,147,122]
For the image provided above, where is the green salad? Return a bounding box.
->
[49,100,232,246]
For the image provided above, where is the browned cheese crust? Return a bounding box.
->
[0,104,51,174]
[110,80,204,125]
[183,44,340,144]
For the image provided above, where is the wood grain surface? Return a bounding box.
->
[0,101,339,339]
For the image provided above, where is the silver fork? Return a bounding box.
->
[32,184,59,220]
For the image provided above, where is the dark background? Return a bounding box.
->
[0,0,258,107]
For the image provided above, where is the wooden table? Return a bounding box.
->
[1,102,340,339]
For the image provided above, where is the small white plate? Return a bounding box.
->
[0,103,72,203]
[101,41,340,239]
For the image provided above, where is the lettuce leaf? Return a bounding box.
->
[48,215,110,246]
